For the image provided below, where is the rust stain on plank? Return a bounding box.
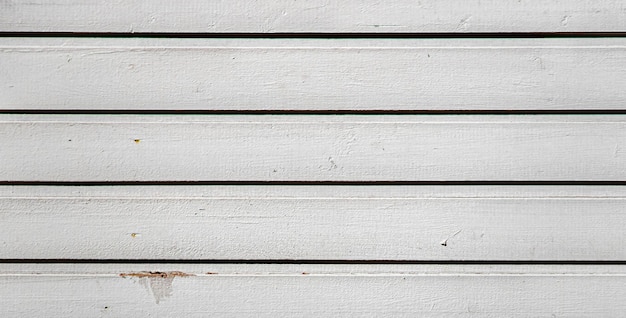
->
[120,271,194,304]
[119,271,194,278]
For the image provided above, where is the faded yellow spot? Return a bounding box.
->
[131,233,140,238]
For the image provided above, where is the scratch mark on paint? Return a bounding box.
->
[440,229,462,246]
[532,56,546,70]
[368,24,405,28]
[303,1,329,11]
[79,49,130,57]
[456,16,472,31]
[120,271,194,304]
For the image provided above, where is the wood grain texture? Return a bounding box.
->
[2,186,626,260]
[2,115,626,181]
[1,264,626,317]
[4,1,626,313]
[2,38,626,110]
[1,0,625,33]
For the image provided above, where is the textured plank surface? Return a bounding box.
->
[2,186,626,260]
[2,115,626,181]
[2,0,625,33]
[1,264,626,317]
[4,2,626,314]
[2,38,626,110]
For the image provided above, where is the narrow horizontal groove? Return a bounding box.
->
[3,181,626,186]
[4,109,626,115]
[1,259,625,265]
[1,32,626,39]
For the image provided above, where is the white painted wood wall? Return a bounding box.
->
[1,1,626,316]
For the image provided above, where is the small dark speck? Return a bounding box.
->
[199,208,205,211]
[68,139,72,142]
[427,54,431,58]
[104,306,109,309]
[441,242,447,246]
[302,272,309,275]
[134,139,141,143]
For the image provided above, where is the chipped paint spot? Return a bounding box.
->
[120,271,194,304]
[328,157,338,170]
[100,305,110,314]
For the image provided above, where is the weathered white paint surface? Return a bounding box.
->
[1,0,625,33]
[2,38,626,110]
[2,115,626,181]
[3,1,625,314]
[1,264,625,317]
[1,186,625,260]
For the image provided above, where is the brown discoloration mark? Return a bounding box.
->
[120,271,194,304]
[119,271,194,279]
[134,139,141,143]
[205,272,218,275]
[301,272,309,275]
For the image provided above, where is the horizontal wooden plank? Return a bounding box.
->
[2,115,626,181]
[2,185,626,260]
[2,38,626,110]
[1,264,625,316]
[2,0,625,33]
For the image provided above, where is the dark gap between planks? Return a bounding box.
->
[1,259,625,265]
[4,110,626,115]
[2,32,626,38]
[3,181,626,186]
